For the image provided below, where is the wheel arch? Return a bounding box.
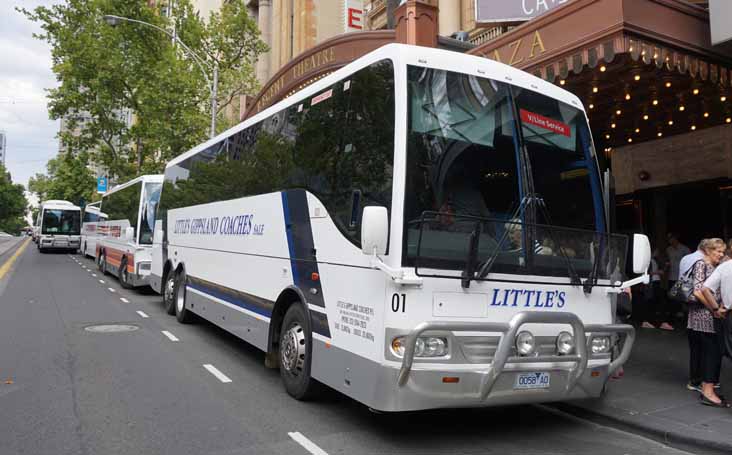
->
[266,286,311,368]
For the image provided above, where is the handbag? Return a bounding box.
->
[668,260,702,302]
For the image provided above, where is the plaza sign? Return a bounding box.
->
[476,0,570,23]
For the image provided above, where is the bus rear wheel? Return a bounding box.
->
[163,270,176,315]
[279,304,320,400]
[119,257,133,289]
[174,269,194,324]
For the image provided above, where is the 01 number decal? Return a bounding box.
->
[391,293,406,313]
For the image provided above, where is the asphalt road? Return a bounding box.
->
[0,244,693,455]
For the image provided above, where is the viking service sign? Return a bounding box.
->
[476,0,570,23]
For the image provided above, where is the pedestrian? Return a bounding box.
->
[702,240,732,357]
[638,248,674,330]
[672,240,704,323]
[688,238,728,407]
[667,233,692,287]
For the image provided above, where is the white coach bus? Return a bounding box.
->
[151,44,650,412]
[79,201,107,258]
[37,200,82,253]
[97,175,163,288]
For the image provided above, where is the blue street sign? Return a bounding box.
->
[97,176,108,193]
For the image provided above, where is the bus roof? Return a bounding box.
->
[167,43,586,170]
[41,201,81,211]
[103,174,164,197]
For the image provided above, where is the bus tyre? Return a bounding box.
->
[174,270,194,323]
[163,270,176,315]
[119,257,133,289]
[279,304,320,400]
[98,253,108,275]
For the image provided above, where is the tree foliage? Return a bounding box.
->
[0,165,29,233]
[28,153,96,207]
[20,0,266,183]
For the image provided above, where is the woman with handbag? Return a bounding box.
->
[689,238,728,407]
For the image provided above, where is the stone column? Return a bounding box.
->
[257,0,272,84]
[438,0,459,36]
[394,0,439,48]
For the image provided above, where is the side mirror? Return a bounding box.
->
[361,206,388,256]
[124,227,135,242]
[632,233,651,275]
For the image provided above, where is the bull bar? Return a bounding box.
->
[396,311,635,400]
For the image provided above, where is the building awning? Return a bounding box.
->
[468,0,732,156]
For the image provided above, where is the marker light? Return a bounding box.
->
[591,336,612,354]
[516,331,536,356]
[391,336,448,358]
[556,332,575,355]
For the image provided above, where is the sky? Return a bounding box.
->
[0,1,62,189]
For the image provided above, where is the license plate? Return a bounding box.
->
[514,372,551,390]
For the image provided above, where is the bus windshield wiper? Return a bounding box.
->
[461,221,482,289]
[477,197,529,280]
[534,197,582,286]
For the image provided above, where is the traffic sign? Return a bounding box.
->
[97,176,108,194]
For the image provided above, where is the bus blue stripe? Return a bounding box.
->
[187,280,273,318]
[281,191,300,284]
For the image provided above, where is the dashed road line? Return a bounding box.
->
[108,287,116,293]
[203,364,232,383]
[136,311,149,318]
[288,432,329,455]
[161,331,180,342]
[120,297,130,303]
[98,279,105,284]
[92,273,97,277]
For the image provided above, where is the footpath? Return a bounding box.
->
[0,237,22,258]
[559,326,732,454]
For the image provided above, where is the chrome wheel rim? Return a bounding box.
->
[280,322,305,375]
[175,277,185,313]
[165,277,175,304]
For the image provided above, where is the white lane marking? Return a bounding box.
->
[288,432,329,455]
[203,364,232,383]
[161,331,180,342]
[98,279,105,284]
[108,287,116,293]
[136,310,149,318]
[92,273,97,277]
[120,297,130,303]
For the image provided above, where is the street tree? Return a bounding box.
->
[28,153,96,207]
[20,0,266,183]
[0,165,29,234]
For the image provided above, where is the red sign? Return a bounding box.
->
[520,109,570,137]
[348,8,363,30]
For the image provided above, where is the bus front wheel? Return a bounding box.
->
[98,253,107,275]
[279,304,320,400]
[119,257,133,289]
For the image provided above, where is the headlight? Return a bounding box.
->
[591,336,612,354]
[556,331,575,355]
[515,331,536,356]
[391,336,448,357]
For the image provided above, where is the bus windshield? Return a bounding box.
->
[403,66,626,281]
[42,209,81,235]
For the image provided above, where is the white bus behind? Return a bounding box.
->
[97,175,163,288]
[37,200,81,253]
[80,201,107,258]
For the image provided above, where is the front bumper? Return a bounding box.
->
[40,236,80,249]
[381,312,634,410]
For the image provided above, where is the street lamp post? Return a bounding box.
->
[102,14,218,138]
